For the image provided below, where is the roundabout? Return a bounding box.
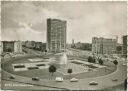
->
[1,53,127,90]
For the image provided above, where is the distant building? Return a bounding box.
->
[22,41,46,51]
[1,41,22,53]
[72,39,75,45]
[92,37,117,54]
[24,41,36,49]
[71,39,75,48]
[47,18,67,53]
[0,41,3,54]
[73,42,92,51]
[75,42,82,49]
[35,42,46,51]
[122,35,127,58]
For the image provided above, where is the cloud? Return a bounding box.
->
[1,1,66,41]
[1,1,127,43]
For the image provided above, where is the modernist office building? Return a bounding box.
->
[47,18,66,52]
[1,41,22,53]
[122,35,127,58]
[92,37,117,54]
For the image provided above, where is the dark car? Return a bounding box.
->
[9,75,15,79]
[43,57,49,59]
[32,77,39,81]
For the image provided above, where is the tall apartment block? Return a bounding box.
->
[122,35,127,58]
[47,18,66,53]
[92,37,117,54]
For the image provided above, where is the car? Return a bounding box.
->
[68,58,74,60]
[43,57,49,59]
[32,77,39,81]
[89,81,98,85]
[70,78,78,82]
[112,78,118,81]
[9,75,15,79]
[55,77,63,82]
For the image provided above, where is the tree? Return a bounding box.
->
[49,65,57,76]
[67,69,72,78]
[88,56,95,63]
[88,56,93,63]
[113,60,118,65]
[44,50,47,55]
[116,46,122,52]
[98,59,103,65]
[1,53,5,61]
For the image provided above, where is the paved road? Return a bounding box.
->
[1,61,126,90]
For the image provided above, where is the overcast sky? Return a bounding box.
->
[1,1,127,43]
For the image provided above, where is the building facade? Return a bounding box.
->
[0,41,3,54]
[1,41,22,53]
[47,18,67,53]
[14,41,22,53]
[122,35,127,58]
[92,37,117,54]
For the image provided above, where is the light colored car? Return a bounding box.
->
[112,78,118,81]
[89,81,98,85]
[55,77,63,82]
[70,78,78,82]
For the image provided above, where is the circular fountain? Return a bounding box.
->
[60,53,68,65]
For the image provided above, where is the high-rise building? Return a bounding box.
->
[122,35,127,58]
[92,37,117,54]
[47,18,66,53]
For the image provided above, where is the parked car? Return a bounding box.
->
[70,78,78,82]
[32,77,39,81]
[112,78,118,81]
[43,57,49,59]
[89,81,98,85]
[9,75,15,79]
[68,58,74,60]
[55,77,63,82]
